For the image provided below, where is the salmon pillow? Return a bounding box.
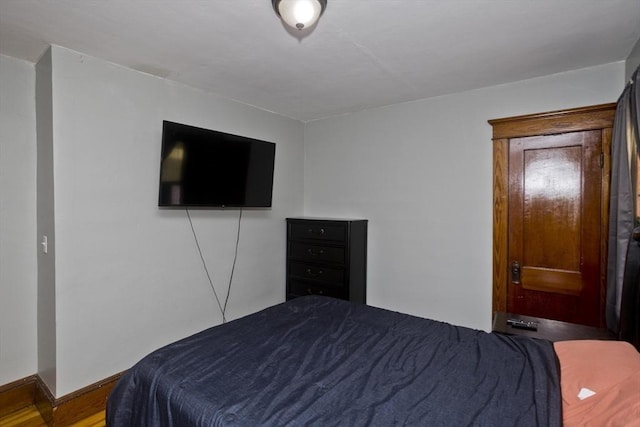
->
[554,340,640,426]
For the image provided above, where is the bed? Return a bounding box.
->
[106,295,640,426]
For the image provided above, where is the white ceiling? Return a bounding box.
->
[1,0,639,122]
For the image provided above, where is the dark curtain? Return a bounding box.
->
[607,67,639,332]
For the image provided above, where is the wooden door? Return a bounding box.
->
[508,131,602,326]
[490,104,616,328]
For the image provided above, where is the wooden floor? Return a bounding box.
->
[0,406,105,427]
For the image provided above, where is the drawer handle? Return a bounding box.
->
[307,288,324,295]
[307,248,325,256]
[306,268,323,277]
[308,227,326,236]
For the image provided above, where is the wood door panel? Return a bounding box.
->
[521,267,582,295]
[490,104,615,328]
[511,291,593,325]
[508,131,602,326]
[523,145,582,271]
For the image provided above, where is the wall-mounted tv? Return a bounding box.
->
[158,121,276,208]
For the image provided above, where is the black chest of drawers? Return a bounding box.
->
[286,218,367,304]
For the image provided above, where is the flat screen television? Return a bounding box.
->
[158,121,276,208]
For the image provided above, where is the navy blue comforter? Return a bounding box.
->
[107,296,561,426]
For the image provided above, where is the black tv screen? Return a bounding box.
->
[158,121,276,208]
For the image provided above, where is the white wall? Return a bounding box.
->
[626,37,640,80]
[44,46,304,396]
[304,62,626,331]
[35,48,58,392]
[0,55,38,386]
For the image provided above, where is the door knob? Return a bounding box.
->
[511,261,521,285]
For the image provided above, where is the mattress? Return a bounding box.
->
[107,296,561,426]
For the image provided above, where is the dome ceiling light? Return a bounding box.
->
[272,0,327,31]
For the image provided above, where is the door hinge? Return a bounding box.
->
[600,152,604,168]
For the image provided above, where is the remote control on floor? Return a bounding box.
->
[506,319,538,331]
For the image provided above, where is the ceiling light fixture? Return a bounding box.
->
[272,0,327,31]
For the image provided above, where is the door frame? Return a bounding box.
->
[489,103,616,326]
